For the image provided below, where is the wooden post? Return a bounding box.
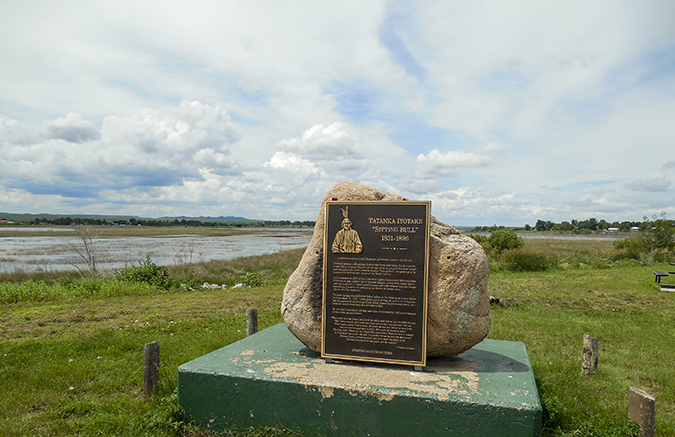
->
[628,387,656,437]
[582,334,599,374]
[143,341,159,398]
[246,308,258,336]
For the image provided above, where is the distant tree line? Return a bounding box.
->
[260,220,315,228]
[5,216,315,228]
[526,218,651,232]
[471,216,675,233]
[469,213,675,265]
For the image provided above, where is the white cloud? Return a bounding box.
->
[273,122,375,177]
[415,149,490,178]
[101,101,238,155]
[265,151,319,177]
[277,122,364,161]
[662,160,675,171]
[1,2,673,224]
[625,174,671,192]
[42,113,100,143]
[0,102,242,198]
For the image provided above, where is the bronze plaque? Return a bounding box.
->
[321,201,430,366]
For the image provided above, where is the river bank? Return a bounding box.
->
[0,226,313,274]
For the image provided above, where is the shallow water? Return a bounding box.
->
[468,232,631,241]
[0,228,313,273]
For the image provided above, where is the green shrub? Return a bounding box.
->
[181,270,201,289]
[612,236,645,260]
[467,233,489,245]
[240,271,267,287]
[488,229,524,254]
[115,256,176,290]
[641,213,675,251]
[467,233,492,255]
[652,248,674,263]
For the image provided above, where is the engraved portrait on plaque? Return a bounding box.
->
[322,201,430,367]
[331,206,363,254]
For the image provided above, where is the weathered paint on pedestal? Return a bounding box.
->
[178,323,542,436]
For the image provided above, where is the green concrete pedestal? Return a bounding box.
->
[178,323,542,436]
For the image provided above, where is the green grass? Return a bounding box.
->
[489,264,675,436]
[1,242,674,436]
[1,250,308,437]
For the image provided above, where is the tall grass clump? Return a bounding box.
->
[115,256,178,290]
[0,277,163,304]
[0,257,202,304]
[495,247,558,272]
[470,231,557,272]
[612,236,645,261]
[610,213,675,263]
[167,248,305,287]
[613,236,675,263]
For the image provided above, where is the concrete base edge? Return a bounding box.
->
[178,323,542,436]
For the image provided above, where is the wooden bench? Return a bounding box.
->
[661,284,675,292]
[654,271,669,283]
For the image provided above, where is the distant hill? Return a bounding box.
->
[0,213,316,228]
[0,212,254,221]
[0,212,143,222]
[161,215,254,222]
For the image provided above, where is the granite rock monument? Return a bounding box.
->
[281,181,490,357]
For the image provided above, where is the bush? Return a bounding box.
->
[181,270,201,290]
[652,248,673,263]
[488,229,524,254]
[467,233,489,245]
[587,256,611,269]
[115,256,176,290]
[467,234,492,255]
[240,272,267,287]
[612,236,645,260]
[497,248,557,272]
[641,213,675,251]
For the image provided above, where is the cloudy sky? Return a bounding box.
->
[1,1,674,226]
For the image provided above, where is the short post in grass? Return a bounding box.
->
[247,309,258,336]
[143,341,160,398]
[628,387,655,437]
[582,334,599,374]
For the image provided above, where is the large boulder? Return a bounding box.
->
[281,181,490,357]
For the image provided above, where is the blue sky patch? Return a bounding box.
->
[326,79,475,154]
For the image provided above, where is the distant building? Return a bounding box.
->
[0,219,14,224]
[607,228,619,232]
[630,227,640,231]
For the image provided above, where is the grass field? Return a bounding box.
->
[1,239,674,436]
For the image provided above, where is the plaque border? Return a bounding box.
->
[321,200,431,367]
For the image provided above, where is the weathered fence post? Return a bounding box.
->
[143,341,160,398]
[247,309,258,336]
[581,334,599,374]
[628,387,656,437]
